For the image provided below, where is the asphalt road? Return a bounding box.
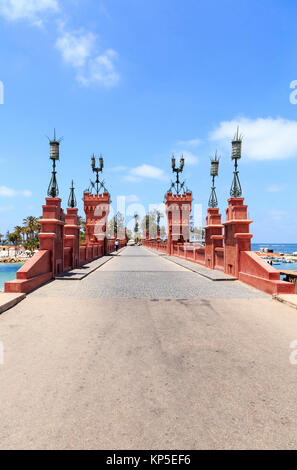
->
[0,246,297,449]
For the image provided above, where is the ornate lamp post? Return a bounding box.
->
[230,127,243,198]
[208,151,220,208]
[68,180,77,208]
[169,154,186,194]
[90,154,107,196]
[47,129,62,198]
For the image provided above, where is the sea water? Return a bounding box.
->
[252,243,297,273]
[0,263,23,292]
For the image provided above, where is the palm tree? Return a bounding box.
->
[0,233,3,245]
[8,232,22,254]
[20,226,27,242]
[23,216,40,240]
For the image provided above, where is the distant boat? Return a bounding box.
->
[260,247,274,253]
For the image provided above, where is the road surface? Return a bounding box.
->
[0,246,297,449]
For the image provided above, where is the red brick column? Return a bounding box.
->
[204,207,224,269]
[64,207,81,270]
[84,192,110,255]
[223,198,253,277]
[38,197,65,275]
[165,192,192,255]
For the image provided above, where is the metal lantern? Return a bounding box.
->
[88,154,109,196]
[180,155,185,171]
[210,154,219,177]
[47,129,62,198]
[171,155,176,170]
[231,126,242,160]
[49,129,62,161]
[232,139,242,160]
[208,152,220,208]
[91,154,96,169]
[230,127,243,198]
[50,141,60,161]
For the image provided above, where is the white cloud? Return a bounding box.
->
[56,30,95,68]
[0,2,120,88]
[56,28,120,88]
[177,138,202,147]
[0,186,32,197]
[127,164,167,182]
[0,0,58,21]
[124,175,142,183]
[266,184,288,193]
[0,205,13,212]
[108,165,128,172]
[177,150,198,166]
[210,117,297,160]
[79,49,120,88]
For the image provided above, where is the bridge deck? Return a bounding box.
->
[0,246,297,449]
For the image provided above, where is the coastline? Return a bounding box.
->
[0,257,30,264]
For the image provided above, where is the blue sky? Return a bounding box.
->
[1,0,297,241]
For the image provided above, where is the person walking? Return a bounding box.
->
[115,239,119,252]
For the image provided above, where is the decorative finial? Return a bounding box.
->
[68,180,77,208]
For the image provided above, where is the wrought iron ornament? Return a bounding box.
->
[230,127,243,198]
[208,151,220,208]
[68,180,77,208]
[47,129,63,198]
[168,155,190,195]
[88,154,109,196]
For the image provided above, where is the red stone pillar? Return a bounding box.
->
[165,192,192,255]
[204,207,224,269]
[223,197,253,277]
[64,207,81,269]
[38,197,65,275]
[84,192,110,255]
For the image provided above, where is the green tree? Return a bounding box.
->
[23,216,40,240]
[8,231,22,253]
[23,238,39,255]
[134,213,140,241]
[141,210,163,239]
[107,212,125,239]
[79,217,86,243]
[126,229,133,241]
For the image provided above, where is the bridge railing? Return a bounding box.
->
[142,198,294,295]
[4,198,127,294]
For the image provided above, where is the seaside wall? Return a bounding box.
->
[142,196,294,295]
